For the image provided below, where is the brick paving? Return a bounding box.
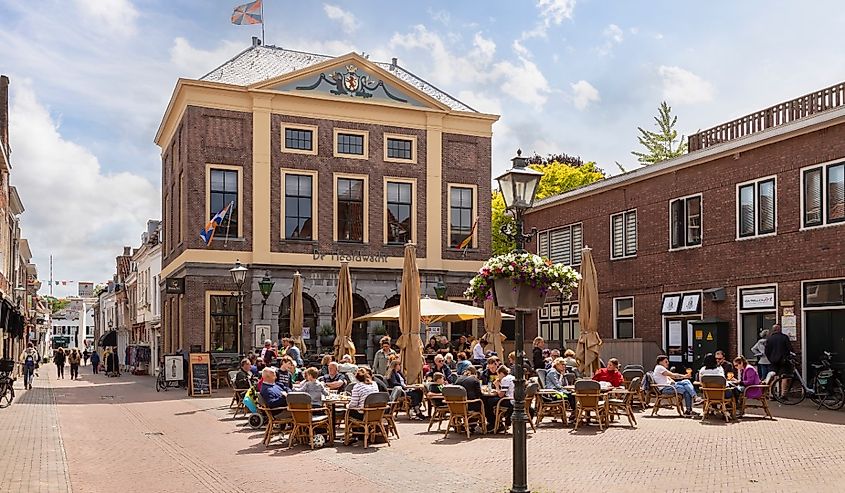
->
[3,368,845,492]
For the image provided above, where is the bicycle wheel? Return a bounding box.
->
[818,378,845,410]
[156,376,166,392]
[773,374,805,405]
[0,384,13,408]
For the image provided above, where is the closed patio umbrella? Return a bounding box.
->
[289,272,305,355]
[484,298,506,357]
[334,262,356,360]
[397,244,424,384]
[576,247,602,375]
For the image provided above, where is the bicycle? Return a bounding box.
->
[155,362,183,392]
[773,352,845,410]
[0,359,16,408]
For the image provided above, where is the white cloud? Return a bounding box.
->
[323,4,360,34]
[428,8,450,25]
[597,24,624,55]
[512,39,532,58]
[457,90,503,115]
[73,0,139,36]
[473,32,497,62]
[493,57,550,109]
[389,26,496,86]
[537,0,576,27]
[571,80,600,110]
[658,65,715,104]
[10,82,159,291]
[170,38,246,78]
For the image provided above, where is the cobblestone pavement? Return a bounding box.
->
[3,368,845,493]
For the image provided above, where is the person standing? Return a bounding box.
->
[53,347,66,379]
[18,342,39,390]
[532,337,546,371]
[68,349,81,380]
[751,330,771,379]
[372,338,395,377]
[82,348,90,367]
[282,338,303,367]
[90,349,100,375]
[764,324,793,376]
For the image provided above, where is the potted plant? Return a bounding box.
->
[464,252,580,311]
[318,323,336,348]
[371,324,388,345]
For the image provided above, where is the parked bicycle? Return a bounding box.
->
[773,351,845,410]
[155,362,183,392]
[0,359,16,408]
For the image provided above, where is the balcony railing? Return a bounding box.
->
[688,81,845,151]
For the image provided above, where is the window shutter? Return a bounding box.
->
[611,214,624,258]
[561,227,572,265]
[828,164,844,223]
[538,231,549,257]
[571,224,583,265]
[550,229,568,264]
[758,180,775,234]
[804,169,822,226]
[624,211,637,256]
[670,199,683,248]
[686,196,701,246]
[739,184,756,236]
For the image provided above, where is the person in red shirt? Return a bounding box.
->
[593,358,624,387]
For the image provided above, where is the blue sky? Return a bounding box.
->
[2,0,845,296]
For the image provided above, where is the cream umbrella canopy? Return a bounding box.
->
[354,298,513,324]
[484,298,506,357]
[576,247,602,375]
[289,272,305,355]
[397,244,424,384]
[334,262,356,360]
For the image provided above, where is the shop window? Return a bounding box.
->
[209,295,237,352]
[737,176,776,238]
[804,279,845,307]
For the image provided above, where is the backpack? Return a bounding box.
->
[24,352,36,367]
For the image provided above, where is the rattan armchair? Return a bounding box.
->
[573,379,608,430]
[606,377,639,427]
[286,392,333,449]
[738,372,775,419]
[647,372,684,416]
[344,392,391,448]
[700,375,735,422]
[442,385,486,438]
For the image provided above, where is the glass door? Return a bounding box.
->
[665,317,694,370]
[741,312,776,362]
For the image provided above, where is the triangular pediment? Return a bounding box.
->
[251,53,449,111]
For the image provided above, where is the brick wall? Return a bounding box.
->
[442,132,492,261]
[523,123,845,356]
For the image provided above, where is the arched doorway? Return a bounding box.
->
[383,294,401,341]
[332,294,369,358]
[279,293,320,351]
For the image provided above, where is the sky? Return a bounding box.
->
[2,0,845,297]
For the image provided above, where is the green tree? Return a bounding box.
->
[491,160,605,255]
[632,101,688,165]
[45,296,70,314]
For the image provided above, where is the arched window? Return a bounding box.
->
[278,293,320,349]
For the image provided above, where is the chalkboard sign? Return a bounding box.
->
[188,353,212,397]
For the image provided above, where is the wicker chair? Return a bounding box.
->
[286,392,333,449]
[647,372,684,416]
[562,372,577,386]
[425,383,449,431]
[344,392,391,448]
[738,371,775,419]
[700,375,735,422]
[622,368,646,409]
[442,385,486,438]
[536,368,548,388]
[573,379,608,430]
[535,389,569,427]
[257,404,293,447]
[606,377,639,427]
[228,371,249,418]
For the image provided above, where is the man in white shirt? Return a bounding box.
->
[653,355,698,416]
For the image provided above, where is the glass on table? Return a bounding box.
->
[727,372,735,381]
[685,368,693,378]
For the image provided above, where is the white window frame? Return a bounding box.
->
[735,175,777,240]
[537,222,583,267]
[800,277,845,380]
[800,160,845,230]
[613,296,635,339]
[735,283,778,365]
[610,209,637,260]
[668,193,703,251]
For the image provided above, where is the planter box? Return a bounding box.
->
[492,278,546,312]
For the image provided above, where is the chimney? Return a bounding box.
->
[123,246,131,256]
[0,75,9,156]
[390,57,398,70]
[252,36,262,48]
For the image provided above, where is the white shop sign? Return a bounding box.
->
[741,290,776,310]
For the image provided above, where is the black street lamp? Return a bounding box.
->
[495,149,542,493]
[230,260,248,355]
[258,271,275,320]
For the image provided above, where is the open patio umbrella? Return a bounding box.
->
[576,246,602,375]
[334,262,356,360]
[483,298,506,357]
[354,298,513,324]
[289,272,305,355]
[397,244,424,384]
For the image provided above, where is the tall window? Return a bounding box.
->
[284,174,313,240]
[611,210,637,259]
[386,138,413,160]
[337,133,364,155]
[803,162,845,228]
[738,177,776,238]
[337,178,365,242]
[386,181,412,244]
[209,295,237,352]
[284,128,313,151]
[537,223,582,266]
[670,195,702,249]
[614,297,634,339]
[450,186,474,248]
[209,168,238,238]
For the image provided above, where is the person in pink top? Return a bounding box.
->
[730,355,762,414]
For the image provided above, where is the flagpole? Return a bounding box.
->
[223,201,234,248]
[260,0,265,43]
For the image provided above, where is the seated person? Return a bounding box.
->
[490,366,515,430]
[731,355,762,414]
[233,358,254,390]
[436,336,451,355]
[507,351,534,378]
[480,356,501,387]
[444,353,457,370]
[426,372,446,407]
[347,368,380,421]
[452,335,470,354]
[424,336,439,354]
[544,357,576,412]
[715,350,735,376]
[282,338,303,367]
[427,354,453,383]
[318,362,349,392]
[698,353,725,379]
[653,355,698,417]
[593,357,625,387]
[255,357,266,373]
[259,367,289,415]
[364,367,389,392]
[319,355,333,376]
[455,366,484,414]
[294,367,329,408]
[455,352,473,376]
[336,354,359,374]
[563,349,578,371]
[545,349,561,370]
[471,338,488,365]
[386,360,425,420]
[275,356,300,389]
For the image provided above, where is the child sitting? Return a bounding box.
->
[294,367,329,408]
[426,372,446,407]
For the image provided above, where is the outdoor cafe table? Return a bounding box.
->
[325,394,351,436]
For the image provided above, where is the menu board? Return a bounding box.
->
[188,353,212,397]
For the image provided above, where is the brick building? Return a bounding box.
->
[524,81,845,376]
[155,39,497,360]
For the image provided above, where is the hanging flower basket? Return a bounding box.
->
[464,252,580,311]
